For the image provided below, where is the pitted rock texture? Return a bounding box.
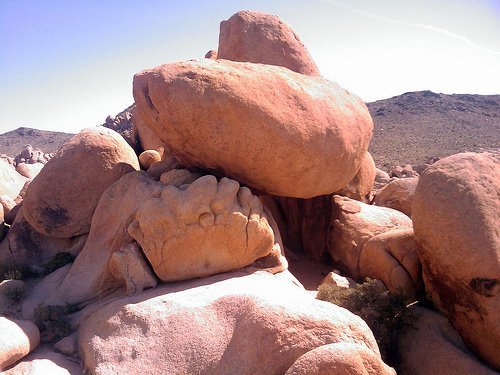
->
[78,271,393,375]
[129,173,275,281]
[412,152,500,370]
[133,59,373,198]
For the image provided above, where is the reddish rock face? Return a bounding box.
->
[22,128,139,238]
[78,271,393,375]
[217,10,320,76]
[373,177,418,216]
[413,152,500,370]
[328,195,413,281]
[129,172,276,282]
[338,151,376,203]
[133,59,373,198]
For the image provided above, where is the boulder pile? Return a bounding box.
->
[0,9,498,374]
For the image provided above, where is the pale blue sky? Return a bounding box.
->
[1,0,499,133]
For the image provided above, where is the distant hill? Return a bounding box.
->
[0,127,74,157]
[367,91,500,167]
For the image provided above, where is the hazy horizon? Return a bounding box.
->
[1,0,499,134]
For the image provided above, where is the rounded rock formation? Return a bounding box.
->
[22,128,140,238]
[133,59,373,198]
[338,151,376,202]
[138,149,161,170]
[129,172,275,281]
[328,195,413,281]
[0,317,40,370]
[412,152,500,369]
[217,10,320,76]
[373,177,418,216]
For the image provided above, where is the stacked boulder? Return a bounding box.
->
[1,9,497,375]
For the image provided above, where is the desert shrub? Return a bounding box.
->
[0,263,33,282]
[5,286,25,302]
[317,279,413,366]
[34,304,79,342]
[41,252,75,275]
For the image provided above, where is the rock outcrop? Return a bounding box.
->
[25,170,284,309]
[217,10,320,76]
[398,307,497,375]
[373,177,418,216]
[133,59,373,198]
[22,128,140,238]
[413,152,500,369]
[0,317,40,370]
[0,159,26,201]
[328,195,413,280]
[338,151,376,203]
[78,271,393,375]
[129,172,275,281]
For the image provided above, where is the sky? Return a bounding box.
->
[1,0,499,134]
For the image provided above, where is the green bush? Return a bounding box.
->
[33,304,78,342]
[317,279,413,366]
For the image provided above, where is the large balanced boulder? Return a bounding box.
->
[412,152,500,369]
[0,317,40,370]
[22,128,140,238]
[0,159,26,201]
[129,171,275,281]
[78,271,394,374]
[328,195,413,281]
[217,10,320,76]
[398,306,497,375]
[133,59,373,198]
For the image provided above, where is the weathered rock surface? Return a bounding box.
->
[132,108,166,156]
[3,346,83,374]
[129,172,276,281]
[338,151,376,202]
[133,58,373,198]
[138,149,161,170]
[0,317,40,370]
[108,242,157,295]
[328,195,413,281]
[373,177,418,216]
[375,168,390,184]
[412,152,500,369]
[285,342,395,375]
[0,159,26,201]
[22,128,139,238]
[25,170,284,308]
[359,228,421,295]
[15,162,44,180]
[1,208,87,266]
[398,307,497,375]
[217,10,320,76]
[78,271,392,375]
